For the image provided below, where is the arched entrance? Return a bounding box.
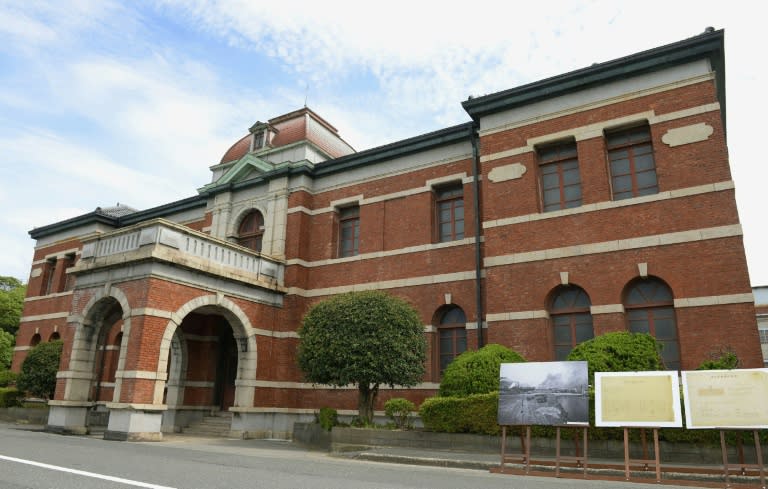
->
[47,292,128,436]
[162,301,253,433]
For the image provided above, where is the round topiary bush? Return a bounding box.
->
[438,343,525,397]
[17,340,63,399]
[566,331,662,382]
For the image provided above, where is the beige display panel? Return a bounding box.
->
[595,371,682,427]
[682,369,768,429]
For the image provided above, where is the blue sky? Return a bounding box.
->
[1,1,766,285]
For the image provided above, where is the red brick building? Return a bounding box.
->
[13,29,761,441]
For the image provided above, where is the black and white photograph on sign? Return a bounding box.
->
[498,361,589,426]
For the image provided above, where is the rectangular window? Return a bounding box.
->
[338,205,360,257]
[435,184,464,242]
[41,258,56,295]
[253,130,265,150]
[538,141,582,212]
[63,254,76,291]
[607,124,658,200]
[759,328,768,344]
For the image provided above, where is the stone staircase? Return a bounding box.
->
[181,412,233,438]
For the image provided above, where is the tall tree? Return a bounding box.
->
[0,329,14,370]
[0,276,26,335]
[297,290,427,424]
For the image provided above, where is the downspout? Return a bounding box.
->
[470,122,485,349]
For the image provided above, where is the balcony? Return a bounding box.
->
[75,219,285,293]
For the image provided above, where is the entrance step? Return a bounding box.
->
[181,412,233,437]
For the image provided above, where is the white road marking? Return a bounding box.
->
[0,454,178,489]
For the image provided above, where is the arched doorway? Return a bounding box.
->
[166,309,240,413]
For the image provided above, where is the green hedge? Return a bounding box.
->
[418,389,766,446]
[0,369,18,387]
[439,344,525,397]
[0,387,23,408]
[419,392,500,435]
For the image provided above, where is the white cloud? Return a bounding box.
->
[2,0,768,286]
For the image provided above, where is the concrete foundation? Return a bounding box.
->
[230,409,315,440]
[46,403,90,435]
[104,406,164,441]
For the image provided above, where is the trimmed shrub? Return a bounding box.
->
[317,407,338,431]
[439,344,525,397]
[566,332,662,382]
[384,397,416,429]
[17,340,63,399]
[0,369,18,387]
[0,387,23,407]
[419,392,500,435]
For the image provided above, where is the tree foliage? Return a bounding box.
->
[439,343,525,397]
[0,276,26,335]
[0,329,14,370]
[566,331,663,382]
[297,290,427,424]
[17,340,63,399]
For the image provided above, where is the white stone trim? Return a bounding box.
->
[485,224,742,268]
[105,402,167,411]
[287,173,469,217]
[482,102,720,163]
[425,173,468,187]
[37,247,80,261]
[662,123,714,147]
[131,308,173,319]
[24,291,74,302]
[119,370,168,380]
[287,270,476,297]
[487,294,753,323]
[286,237,478,268]
[484,181,734,229]
[486,310,549,322]
[674,293,754,308]
[479,75,716,138]
[330,194,364,208]
[55,370,94,380]
[591,304,625,315]
[251,329,299,338]
[19,312,69,322]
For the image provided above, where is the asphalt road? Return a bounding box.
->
[0,423,701,489]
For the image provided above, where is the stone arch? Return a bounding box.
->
[63,286,131,403]
[229,204,269,242]
[156,294,257,407]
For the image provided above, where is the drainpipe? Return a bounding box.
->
[470,122,485,349]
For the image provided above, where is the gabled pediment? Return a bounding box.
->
[201,154,275,191]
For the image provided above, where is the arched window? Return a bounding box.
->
[49,332,60,341]
[550,285,594,360]
[237,210,264,252]
[624,277,679,370]
[436,305,467,374]
[30,333,41,347]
